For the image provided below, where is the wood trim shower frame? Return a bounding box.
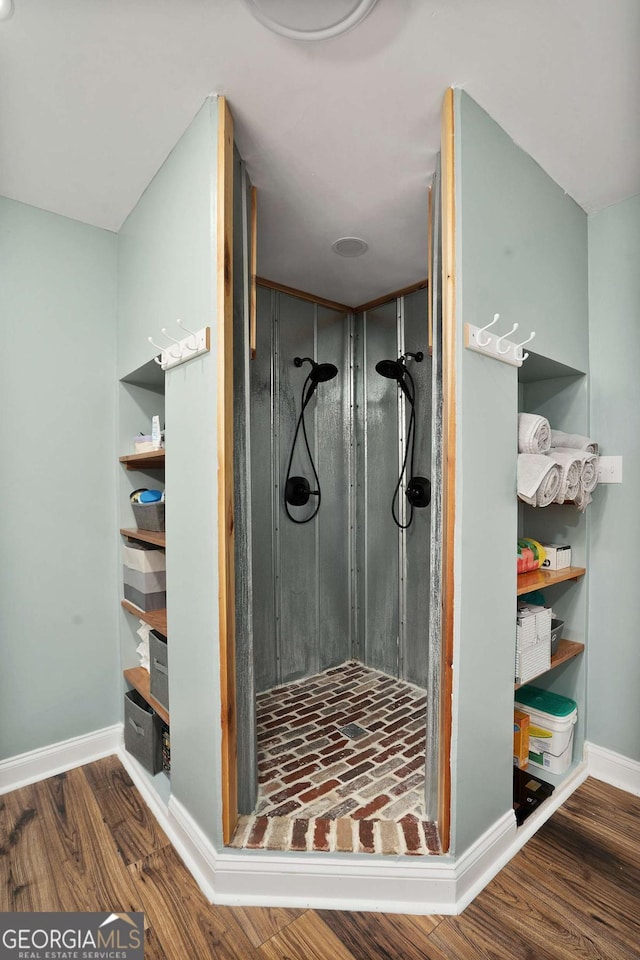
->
[256,276,351,313]
[218,93,455,850]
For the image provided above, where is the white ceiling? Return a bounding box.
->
[1,0,638,306]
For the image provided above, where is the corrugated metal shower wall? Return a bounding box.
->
[354,289,432,688]
[251,286,431,693]
[251,287,353,693]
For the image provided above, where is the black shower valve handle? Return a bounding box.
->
[406,475,431,508]
[285,476,318,508]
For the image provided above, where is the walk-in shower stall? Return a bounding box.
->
[230,272,440,853]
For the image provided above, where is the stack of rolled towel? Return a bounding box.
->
[517,415,599,511]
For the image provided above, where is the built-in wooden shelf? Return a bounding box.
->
[123,666,169,726]
[515,639,585,690]
[119,449,165,470]
[120,527,166,548]
[517,566,586,597]
[121,599,167,635]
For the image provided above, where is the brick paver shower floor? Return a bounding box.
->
[230,660,441,855]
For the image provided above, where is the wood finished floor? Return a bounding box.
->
[2,758,639,959]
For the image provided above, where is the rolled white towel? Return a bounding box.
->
[550,430,598,455]
[518,454,562,507]
[518,413,551,454]
[553,447,599,493]
[573,487,593,513]
[546,451,582,503]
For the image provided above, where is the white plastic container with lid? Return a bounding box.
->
[514,685,577,775]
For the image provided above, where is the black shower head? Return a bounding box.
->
[375,358,406,381]
[375,355,419,405]
[294,357,339,383]
[310,362,339,383]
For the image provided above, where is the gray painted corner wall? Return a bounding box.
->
[116,99,223,844]
[0,196,119,760]
[117,98,219,379]
[588,194,640,762]
[451,91,589,855]
[455,92,588,375]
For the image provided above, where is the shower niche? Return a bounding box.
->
[232,268,443,856]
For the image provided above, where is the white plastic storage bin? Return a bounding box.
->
[514,685,577,775]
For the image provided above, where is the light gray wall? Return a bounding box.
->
[451,91,588,855]
[117,100,219,379]
[588,194,640,762]
[116,98,223,843]
[0,196,119,760]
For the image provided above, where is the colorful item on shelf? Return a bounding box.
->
[139,489,162,503]
[130,488,147,503]
[515,685,578,775]
[517,538,547,574]
[520,589,546,606]
[513,710,530,770]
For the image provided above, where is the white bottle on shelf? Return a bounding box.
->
[151,415,162,450]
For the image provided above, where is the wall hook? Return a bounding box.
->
[176,318,198,349]
[147,324,210,372]
[161,327,181,344]
[161,327,183,359]
[496,322,518,354]
[515,331,536,362]
[477,313,500,347]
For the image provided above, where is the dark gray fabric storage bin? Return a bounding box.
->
[123,583,166,612]
[124,689,162,774]
[131,501,165,532]
[150,630,169,712]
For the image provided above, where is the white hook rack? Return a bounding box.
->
[148,322,211,371]
[464,314,534,368]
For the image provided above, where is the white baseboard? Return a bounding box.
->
[0,724,122,796]
[0,727,601,915]
[168,794,517,915]
[585,742,640,796]
[456,759,588,912]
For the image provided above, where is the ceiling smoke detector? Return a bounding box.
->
[242,0,378,41]
[332,237,369,258]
